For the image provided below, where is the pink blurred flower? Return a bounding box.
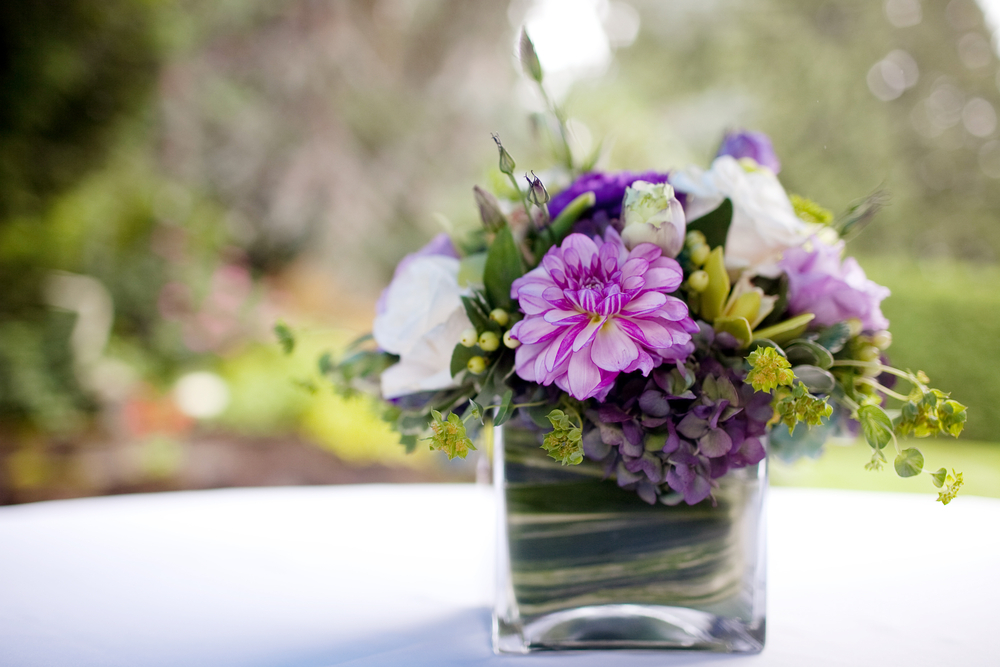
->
[509,229,698,401]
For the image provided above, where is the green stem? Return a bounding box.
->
[506,172,532,221]
[855,377,910,402]
[538,85,573,172]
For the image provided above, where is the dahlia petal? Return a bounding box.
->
[512,317,561,345]
[621,291,667,315]
[656,295,691,320]
[543,309,588,325]
[591,320,639,371]
[571,316,605,351]
[618,317,674,348]
[627,243,663,263]
[620,257,650,281]
[561,234,600,267]
[566,350,602,400]
[541,328,574,373]
[642,267,683,292]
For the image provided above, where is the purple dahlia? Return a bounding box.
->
[509,228,698,401]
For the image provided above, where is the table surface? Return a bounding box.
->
[0,484,997,667]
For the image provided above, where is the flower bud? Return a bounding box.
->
[858,345,880,362]
[467,356,487,374]
[489,308,509,326]
[503,330,520,349]
[685,230,706,248]
[688,270,709,292]
[478,331,500,352]
[526,171,550,206]
[473,186,505,231]
[870,330,892,350]
[620,181,687,257]
[690,243,710,265]
[492,134,515,175]
[460,328,478,348]
[519,29,543,83]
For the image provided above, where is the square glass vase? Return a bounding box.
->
[492,421,767,654]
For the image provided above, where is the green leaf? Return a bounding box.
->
[792,365,837,394]
[700,246,730,322]
[457,252,488,287]
[483,226,525,310]
[894,447,924,478]
[814,322,851,354]
[450,343,483,378]
[399,434,419,453]
[752,313,816,346]
[467,398,485,425]
[274,322,295,355]
[460,294,498,333]
[930,467,947,488]
[686,198,733,251]
[786,340,835,369]
[714,315,753,348]
[318,352,334,376]
[493,389,514,426]
[533,191,597,260]
[858,404,894,450]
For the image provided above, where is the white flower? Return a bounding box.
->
[670,155,816,275]
[373,255,471,399]
[620,181,686,257]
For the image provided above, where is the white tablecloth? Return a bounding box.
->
[0,484,996,666]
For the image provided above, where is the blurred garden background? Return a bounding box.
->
[2,0,999,504]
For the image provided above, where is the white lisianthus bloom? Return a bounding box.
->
[619,181,686,257]
[373,255,471,398]
[670,155,817,275]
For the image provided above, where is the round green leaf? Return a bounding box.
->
[894,447,925,478]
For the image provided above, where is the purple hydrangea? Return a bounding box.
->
[780,237,890,331]
[580,329,772,505]
[509,228,697,402]
[717,130,782,174]
[548,171,670,221]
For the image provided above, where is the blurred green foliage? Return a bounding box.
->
[0,0,160,219]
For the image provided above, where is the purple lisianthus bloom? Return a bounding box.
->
[548,171,670,221]
[717,130,781,174]
[509,228,698,401]
[376,232,459,315]
[780,237,890,331]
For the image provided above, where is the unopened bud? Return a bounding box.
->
[519,29,543,83]
[858,345,880,362]
[489,308,510,326]
[492,134,515,175]
[685,230,706,248]
[870,330,892,350]
[467,356,487,374]
[690,244,710,265]
[688,270,709,292]
[503,330,520,349]
[460,328,478,348]
[478,331,500,352]
[473,186,505,231]
[526,171,549,206]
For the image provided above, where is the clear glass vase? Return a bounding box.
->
[492,420,767,654]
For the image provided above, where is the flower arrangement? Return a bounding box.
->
[305,31,967,507]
